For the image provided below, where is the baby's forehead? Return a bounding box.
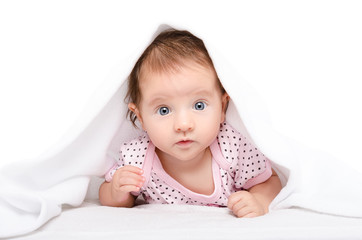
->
[138,62,223,101]
[139,59,217,83]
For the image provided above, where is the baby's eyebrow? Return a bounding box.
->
[147,96,169,107]
[193,89,214,97]
[146,89,215,107]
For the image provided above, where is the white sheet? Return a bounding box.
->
[11,198,362,240]
[12,177,362,239]
[1,1,362,239]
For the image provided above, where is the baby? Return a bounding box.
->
[99,28,282,218]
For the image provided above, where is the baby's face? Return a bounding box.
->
[130,60,228,163]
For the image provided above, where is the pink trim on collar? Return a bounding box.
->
[152,149,222,204]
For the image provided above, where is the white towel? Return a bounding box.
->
[1,3,362,238]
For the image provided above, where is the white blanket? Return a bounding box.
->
[1,1,362,238]
[10,199,362,240]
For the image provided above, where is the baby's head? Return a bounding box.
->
[126,28,228,128]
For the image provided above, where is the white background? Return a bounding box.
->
[0,1,361,171]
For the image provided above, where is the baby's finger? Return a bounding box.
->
[118,173,145,187]
[119,184,141,193]
[120,178,144,188]
[231,199,247,213]
[235,205,254,218]
[119,165,144,175]
[118,170,145,180]
[227,191,248,209]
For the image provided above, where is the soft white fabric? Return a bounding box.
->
[1,10,362,240]
[9,199,362,240]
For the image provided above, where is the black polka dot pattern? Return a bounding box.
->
[105,122,271,207]
[217,123,269,190]
[118,135,148,168]
[107,135,149,180]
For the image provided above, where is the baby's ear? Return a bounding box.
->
[221,93,230,122]
[128,103,144,127]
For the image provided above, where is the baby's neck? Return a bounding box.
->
[156,147,214,195]
[156,147,211,175]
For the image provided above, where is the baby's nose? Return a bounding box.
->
[174,112,194,132]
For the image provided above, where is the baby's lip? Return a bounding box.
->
[176,139,194,146]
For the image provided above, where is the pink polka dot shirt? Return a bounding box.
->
[105,122,272,207]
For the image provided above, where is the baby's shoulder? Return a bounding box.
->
[118,134,151,168]
[217,122,247,148]
[215,122,250,164]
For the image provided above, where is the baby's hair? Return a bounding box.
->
[125,28,225,127]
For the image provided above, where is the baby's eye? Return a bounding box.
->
[194,101,206,111]
[158,106,170,116]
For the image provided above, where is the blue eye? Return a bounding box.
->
[158,106,170,115]
[194,102,206,110]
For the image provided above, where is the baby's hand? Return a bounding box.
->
[110,165,145,202]
[227,191,266,218]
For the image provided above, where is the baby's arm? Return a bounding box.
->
[99,165,145,207]
[227,169,282,218]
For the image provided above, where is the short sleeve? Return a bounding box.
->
[217,122,272,190]
[104,163,122,182]
[233,137,272,189]
[104,134,150,182]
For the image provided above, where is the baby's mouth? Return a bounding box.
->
[176,140,193,147]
